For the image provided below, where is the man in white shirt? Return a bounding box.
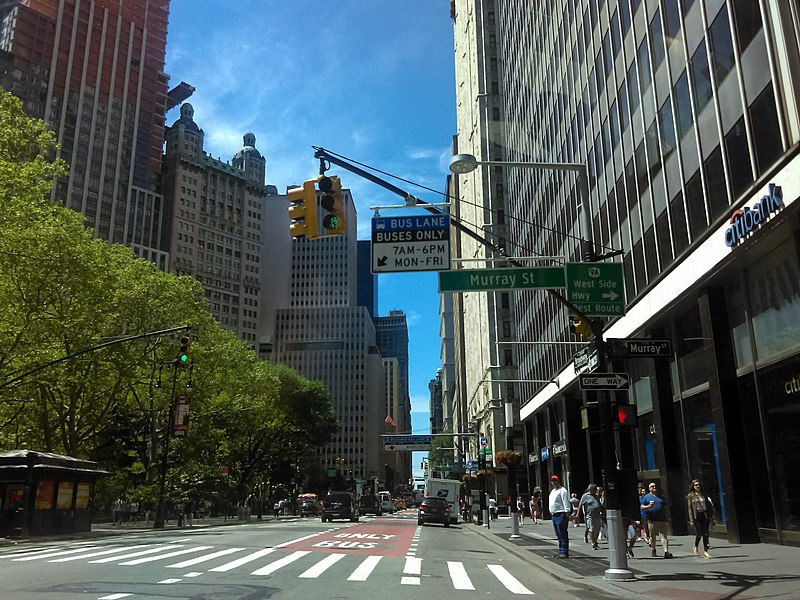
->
[548,475,572,558]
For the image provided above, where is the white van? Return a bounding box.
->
[377,491,394,513]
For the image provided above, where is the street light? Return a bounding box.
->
[449,152,632,580]
[448,153,596,262]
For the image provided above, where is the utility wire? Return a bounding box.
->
[323,148,621,257]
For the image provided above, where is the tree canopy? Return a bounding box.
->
[0,89,337,511]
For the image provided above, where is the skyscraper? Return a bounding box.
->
[375,310,412,483]
[272,193,388,486]
[0,0,171,264]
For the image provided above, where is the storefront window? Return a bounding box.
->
[681,391,726,525]
[756,359,800,531]
[727,278,753,369]
[675,305,707,390]
[35,481,55,509]
[56,482,74,510]
[748,248,800,361]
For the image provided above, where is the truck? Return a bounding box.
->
[424,477,461,524]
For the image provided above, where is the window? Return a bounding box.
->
[685,170,706,240]
[637,39,651,96]
[663,0,682,47]
[730,0,763,53]
[649,11,666,70]
[690,43,713,114]
[724,117,754,201]
[749,84,783,176]
[674,72,693,139]
[658,98,676,160]
[704,146,729,219]
[709,8,735,85]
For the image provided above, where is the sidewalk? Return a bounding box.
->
[476,516,800,599]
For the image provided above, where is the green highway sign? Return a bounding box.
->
[438,267,565,292]
[565,262,626,317]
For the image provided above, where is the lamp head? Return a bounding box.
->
[449,153,480,174]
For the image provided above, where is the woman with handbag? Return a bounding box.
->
[687,479,715,558]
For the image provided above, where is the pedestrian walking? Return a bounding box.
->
[529,495,540,524]
[129,499,139,525]
[639,486,651,543]
[517,497,526,525]
[642,482,673,558]
[687,479,715,558]
[488,497,497,520]
[112,497,123,526]
[569,493,581,527]
[548,475,572,559]
[576,484,604,550]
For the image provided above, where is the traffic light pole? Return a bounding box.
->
[311,147,631,578]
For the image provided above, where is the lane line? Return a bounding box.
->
[251,550,310,576]
[98,594,132,600]
[166,547,245,568]
[209,548,276,572]
[401,576,421,585]
[447,561,475,590]
[347,555,382,581]
[487,564,535,595]
[298,553,346,578]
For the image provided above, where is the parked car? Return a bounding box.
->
[320,491,359,522]
[418,496,451,527]
[299,498,320,517]
[358,494,383,516]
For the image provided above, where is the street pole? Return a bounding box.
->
[154,360,178,529]
[505,400,521,540]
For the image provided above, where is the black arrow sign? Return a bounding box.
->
[377,256,388,267]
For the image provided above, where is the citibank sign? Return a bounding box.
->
[724,183,784,247]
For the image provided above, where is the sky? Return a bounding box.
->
[164,1,457,478]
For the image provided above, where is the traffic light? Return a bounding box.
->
[569,315,595,339]
[178,333,192,364]
[611,403,638,428]
[317,175,347,236]
[287,179,319,239]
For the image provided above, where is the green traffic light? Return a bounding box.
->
[179,354,188,363]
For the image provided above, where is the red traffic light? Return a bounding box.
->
[612,403,638,428]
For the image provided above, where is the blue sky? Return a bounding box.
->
[165,1,456,477]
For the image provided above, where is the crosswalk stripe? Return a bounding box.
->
[208,547,276,572]
[251,550,310,576]
[90,545,181,564]
[403,556,422,575]
[447,561,475,590]
[167,547,246,569]
[50,546,148,562]
[346,555,382,581]
[12,547,100,561]
[298,553,346,578]
[119,546,213,566]
[487,564,534,595]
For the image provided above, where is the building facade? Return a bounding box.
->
[449,0,523,483]
[162,103,272,346]
[0,0,171,265]
[450,0,800,545]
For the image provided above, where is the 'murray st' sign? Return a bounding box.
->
[438,267,566,292]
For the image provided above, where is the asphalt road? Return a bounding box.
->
[0,510,619,599]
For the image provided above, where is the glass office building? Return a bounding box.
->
[477,1,800,544]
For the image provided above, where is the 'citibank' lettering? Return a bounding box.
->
[785,375,800,395]
[724,183,784,247]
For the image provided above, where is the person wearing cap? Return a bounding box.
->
[549,474,572,558]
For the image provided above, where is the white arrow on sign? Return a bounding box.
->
[602,290,619,301]
[579,373,630,390]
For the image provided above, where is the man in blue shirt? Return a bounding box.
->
[642,482,673,558]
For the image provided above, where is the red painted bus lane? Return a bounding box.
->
[282,520,416,557]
